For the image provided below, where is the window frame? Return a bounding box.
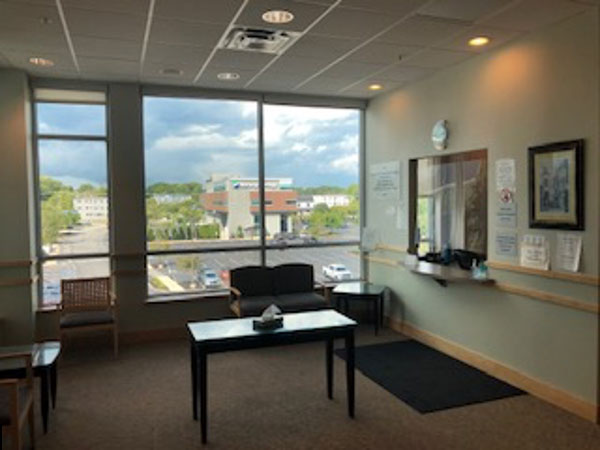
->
[32,87,112,309]
[142,94,364,299]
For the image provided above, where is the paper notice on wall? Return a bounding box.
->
[370,161,401,200]
[520,234,550,270]
[495,158,516,191]
[361,228,379,252]
[496,232,518,257]
[556,233,582,272]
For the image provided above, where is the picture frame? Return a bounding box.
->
[528,139,584,230]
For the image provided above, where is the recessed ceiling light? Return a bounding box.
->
[160,68,183,76]
[468,36,490,47]
[40,16,53,25]
[29,57,54,67]
[262,9,294,24]
[217,72,240,81]
[368,84,383,91]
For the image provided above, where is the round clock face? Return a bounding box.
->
[432,120,448,150]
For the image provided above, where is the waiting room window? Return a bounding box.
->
[34,88,110,307]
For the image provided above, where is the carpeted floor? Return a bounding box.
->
[31,327,600,450]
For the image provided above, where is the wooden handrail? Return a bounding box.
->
[488,261,599,286]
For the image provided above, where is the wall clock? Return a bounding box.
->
[432,120,448,151]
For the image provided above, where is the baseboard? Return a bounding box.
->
[385,316,598,423]
[120,327,187,344]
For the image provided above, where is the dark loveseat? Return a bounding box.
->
[229,263,330,317]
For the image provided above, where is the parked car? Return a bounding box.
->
[322,264,352,281]
[199,269,222,289]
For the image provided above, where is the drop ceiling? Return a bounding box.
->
[0,0,596,99]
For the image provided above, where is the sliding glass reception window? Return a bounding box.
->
[143,97,260,297]
[34,89,110,307]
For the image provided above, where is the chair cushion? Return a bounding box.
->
[230,266,274,296]
[60,310,114,328]
[236,296,279,317]
[272,263,315,295]
[275,293,329,313]
[0,385,31,425]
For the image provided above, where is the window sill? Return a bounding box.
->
[146,291,229,304]
[37,304,60,313]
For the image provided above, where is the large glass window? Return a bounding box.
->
[144,97,260,296]
[144,98,362,297]
[34,90,110,307]
[264,104,360,283]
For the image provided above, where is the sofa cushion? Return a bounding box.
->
[60,310,114,328]
[272,263,314,295]
[230,266,274,296]
[275,292,329,313]
[236,295,279,317]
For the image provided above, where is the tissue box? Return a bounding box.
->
[252,316,283,331]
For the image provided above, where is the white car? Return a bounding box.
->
[199,269,222,289]
[322,264,352,281]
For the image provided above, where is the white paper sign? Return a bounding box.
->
[520,234,550,270]
[361,228,379,252]
[556,233,582,272]
[496,232,518,257]
[495,159,516,191]
[371,161,401,200]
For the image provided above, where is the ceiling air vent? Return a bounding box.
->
[220,27,300,54]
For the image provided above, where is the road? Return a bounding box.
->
[42,224,361,304]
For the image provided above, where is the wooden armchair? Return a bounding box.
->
[0,353,34,450]
[60,277,118,357]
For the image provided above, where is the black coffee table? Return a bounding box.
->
[187,310,357,444]
[0,341,60,433]
[333,282,388,335]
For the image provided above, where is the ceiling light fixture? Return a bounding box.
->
[262,9,294,24]
[40,16,53,25]
[468,36,490,47]
[217,72,240,81]
[29,57,54,67]
[368,84,383,91]
[160,68,183,76]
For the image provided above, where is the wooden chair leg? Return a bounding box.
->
[28,405,35,449]
[113,327,118,357]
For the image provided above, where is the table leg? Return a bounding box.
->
[345,332,355,418]
[326,338,333,400]
[191,342,198,420]
[199,350,207,444]
[374,295,380,336]
[41,368,49,433]
[50,363,57,409]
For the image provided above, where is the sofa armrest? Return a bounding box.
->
[228,286,242,303]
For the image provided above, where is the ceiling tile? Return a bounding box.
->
[482,0,591,32]
[1,49,76,72]
[374,64,435,83]
[284,34,361,60]
[141,61,198,80]
[209,49,276,70]
[295,75,358,94]
[0,2,62,32]
[0,27,68,53]
[321,60,389,79]
[154,0,243,24]
[248,73,310,92]
[236,0,330,32]
[144,42,212,65]
[435,26,522,53]
[340,0,429,16]
[61,0,150,15]
[309,7,400,39]
[72,36,141,60]
[418,0,514,22]
[265,54,330,75]
[344,42,423,65]
[341,79,404,98]
[149,18,225,47]
[401,48,472,69]
[78,57,140,75]
[377,14,470,46]
[64,8,146,41]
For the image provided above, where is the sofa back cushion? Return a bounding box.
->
[273,263,314,295]
[230,266,274,296]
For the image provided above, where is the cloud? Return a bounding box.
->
[153,124,257,152]
[329,153,359,174]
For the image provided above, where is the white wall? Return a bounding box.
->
[366,10,599,411]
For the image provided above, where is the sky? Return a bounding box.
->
[37,98,360,189]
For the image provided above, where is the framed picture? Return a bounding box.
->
[528,139,584,230]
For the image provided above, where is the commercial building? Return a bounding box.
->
[202,176,297,238]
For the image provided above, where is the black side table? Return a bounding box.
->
[332,282,388,335]
[0,341,60,433]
